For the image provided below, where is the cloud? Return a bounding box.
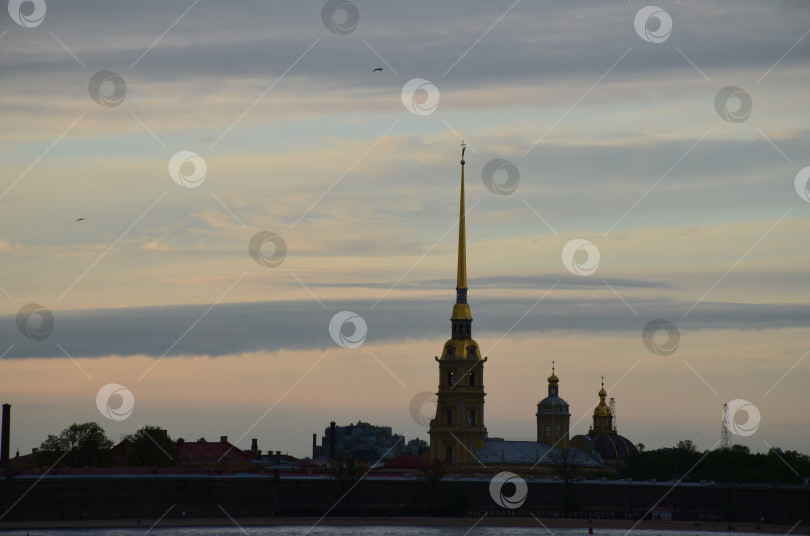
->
[3,294,809,359]
[308,274,670,290]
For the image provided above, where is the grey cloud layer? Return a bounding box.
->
[2,2,809,95]
[4,292,808,359]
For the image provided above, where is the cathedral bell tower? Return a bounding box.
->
[428,143,487,465]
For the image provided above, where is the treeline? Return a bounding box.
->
[32,422,177,468]
[621,440,810,484]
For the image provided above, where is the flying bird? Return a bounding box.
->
[76,218,86,221]
[372,67,383,72]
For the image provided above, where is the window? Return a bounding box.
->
[556,424,562,437]
[446,409,453,425]
[545,424,551,438]
[469,371,476,386]
[445,446,453,462]
[447,371,454,386]
[469,409,476,425]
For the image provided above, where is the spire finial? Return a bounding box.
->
[552,360,555,374]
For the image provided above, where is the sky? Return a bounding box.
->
[1,1,809,461]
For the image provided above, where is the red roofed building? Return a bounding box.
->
[383,453,428,474]
[175,436,252,473]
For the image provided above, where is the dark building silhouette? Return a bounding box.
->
[1,403,9,470]
[315,421,407,462]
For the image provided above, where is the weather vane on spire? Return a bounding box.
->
[460,139,466,160]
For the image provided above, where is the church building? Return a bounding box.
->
[426,145,637,474]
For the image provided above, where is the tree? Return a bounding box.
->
[125,426,178,467]
[332,453,366,511]
[413,459,446,511]
[675,439,697,454]
[549,448,583,509]
[37,422,113,467]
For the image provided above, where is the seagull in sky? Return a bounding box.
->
[372,67,383,72]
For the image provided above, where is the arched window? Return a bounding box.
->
[445,446,453,462]
[469,408,476,425]
[446,409,453,425]
[447,370,454,386]
[469,370,476,386]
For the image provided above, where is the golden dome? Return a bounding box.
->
[593,375,611,417]
[547,361,559,384]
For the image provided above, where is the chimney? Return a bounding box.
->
[251,438,258,456]
[329,421,336,459]
[220,435,228,444]
[1,404,10,470]
[312,433,317,458]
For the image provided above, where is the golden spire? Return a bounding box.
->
[451,141,472,325]
[457,140,467,290]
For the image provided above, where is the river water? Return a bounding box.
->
[0,528,774,536]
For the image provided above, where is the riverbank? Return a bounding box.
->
[0,517,804,533]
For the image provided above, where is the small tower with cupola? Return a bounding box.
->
[535,362,570,449]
